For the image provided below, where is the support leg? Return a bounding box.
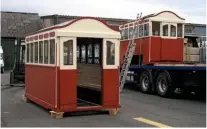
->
[108,108,119,116]
[50,111,64,119]
[22,95,30,103]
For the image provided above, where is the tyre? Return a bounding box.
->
[139,71,152,93]
[156,72,173,97]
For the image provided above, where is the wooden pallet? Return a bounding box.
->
[49,108,119,119]
[22,95,119,119]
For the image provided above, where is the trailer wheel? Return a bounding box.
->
[156,72,173,97]
[140,71,152,93]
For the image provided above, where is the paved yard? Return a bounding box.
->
[1,73,206,127]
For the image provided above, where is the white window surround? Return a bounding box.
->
[120,22,151,41]
[25,38,56,67]
[59,37,76,70]
[103,38,120,69]
[161,22,177,39]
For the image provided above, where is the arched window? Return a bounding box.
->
[170,25,176,37]
[106,41,115,65]
[87,44,92,64]
[163,24,168,36]
[94,44,100,64]
[63,40,73,65]
[81,45,86,63]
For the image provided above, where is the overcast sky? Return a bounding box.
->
[1,0,206,23]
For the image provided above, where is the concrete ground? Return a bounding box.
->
[1,72,206,127]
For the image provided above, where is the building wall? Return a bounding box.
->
[1,38,16,71]
[41,15,129,30]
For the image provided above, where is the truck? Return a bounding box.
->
[119,11,206,97]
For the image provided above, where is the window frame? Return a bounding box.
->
[151,21,161,37]
[49,38,56,64]
[59,37,76,70]
[139,24,144,38]
[161,22,177,39]
[143,23,150,37]
[25,36,56,67]
[103,38,119,69]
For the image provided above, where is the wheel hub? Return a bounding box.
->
[158,78,167,93]
[142,76,149,90]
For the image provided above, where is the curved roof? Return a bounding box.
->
[29,17,120,35]
[143,11,185,20]
[119,10,185,29]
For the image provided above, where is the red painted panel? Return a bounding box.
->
[141,38,150,64]
[59,70,77,111]
[44,33,49,38]
[150,37,161,62]
[161,38,183,61]
[25,65,57,110]
[39,34,43,39]
[120,38,150,64]
[49,32,55,37]
[102,69,119,108]
[29,37,34,41]
[34,35,38,40]
[120,40,129,64]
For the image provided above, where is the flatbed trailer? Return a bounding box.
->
[119,11,206,97]
[125,63,206,97]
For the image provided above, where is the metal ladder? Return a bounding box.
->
[119,13,142,92]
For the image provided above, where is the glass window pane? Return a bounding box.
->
[87,44,93,64]
[94,44,100,64]
[64,40,73,65]
[121,29,124,40]
[139,25,143,37]
[30,43,33,63]
[163,24,168,36]
[124,28,129,39]
[50,39,55,64]
[144,23,149,36]
[77,45,80,63]
[81,45,86,63]
[26,44,29,63]
[177,24,183,37]
[106,41,115,65]
[135,25,139,38]
[44,40,49,64]
[171,25,176,37]
[152,22,160,36]
[39,41,43,64]
[129,27,133,39]
[35,42,38,63]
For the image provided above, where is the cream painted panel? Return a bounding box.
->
[59,37,77,70]
[150,12,185,23]
[59,19,119,35]
[103,38,120,69]
[56,31,120,39]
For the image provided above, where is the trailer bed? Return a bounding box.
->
[129,63,206,71]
